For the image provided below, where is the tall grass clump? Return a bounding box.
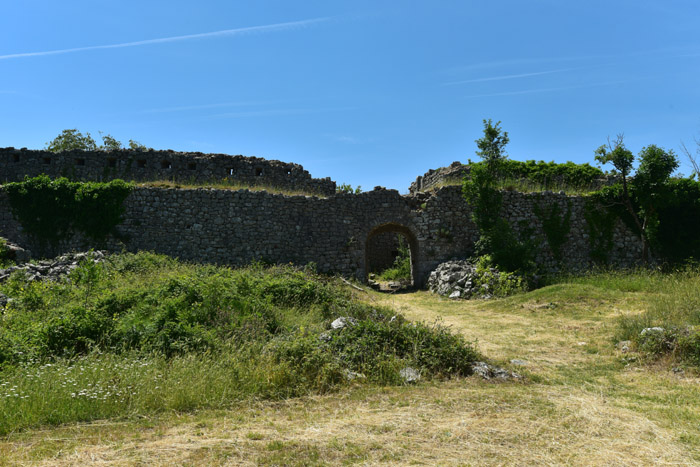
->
[0,252,479,434]
[551,266,700,365]
[615,267,700,364]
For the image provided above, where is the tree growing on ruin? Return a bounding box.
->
[595,135,678,263]
[46,129,148,152]
[464,119,535,274]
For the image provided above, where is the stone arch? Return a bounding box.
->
[365,223,419,286]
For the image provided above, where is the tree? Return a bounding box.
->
[128,139,147,151]
[595,135,678,263]
[45,129,149,152]
[336,183,362,194]
[464,120,535,274]
[99,132,123,151]
[475,119,509,176]
[680,133,700,179]
[46,129,98,152]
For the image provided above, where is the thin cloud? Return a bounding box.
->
[462,80,630,99]
[204,106,357,119]
[0,17,330,61]
[335,136,360,144]
[443,68,575,86]
[140,101,280,114]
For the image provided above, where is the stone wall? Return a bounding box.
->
[0,184,642,286]
[0,148,336,196]
[410,161,467,194]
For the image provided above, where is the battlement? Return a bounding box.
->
[0,147,336,196]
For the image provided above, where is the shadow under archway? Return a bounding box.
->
[365,223,419,290]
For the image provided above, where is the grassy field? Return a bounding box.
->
[1,266,699,465]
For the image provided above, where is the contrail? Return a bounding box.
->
[443,68,575,86]
[0,17,329,61]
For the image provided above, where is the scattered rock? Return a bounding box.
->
[330,316,358,330]
[0,250,108,283]
[427,260,516,300]
[471,361,521,381]
[399,367,421,383]
[0,240,31,263]
[640,327,665,336]
[617,340,632,353]
[343,369,366,381]
[318,331,332,342]
[510,359,527,366]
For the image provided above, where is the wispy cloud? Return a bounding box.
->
[335,136,361,144]
[0,17,330,61]
[140,101,282,114]
[204,106,357,119]
[443,56,603,74]
[462,80,630,99]
[443,68,575,86]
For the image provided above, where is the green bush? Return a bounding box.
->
[470,255,525,298]
[467,159,604,191]
[0,252,482,433]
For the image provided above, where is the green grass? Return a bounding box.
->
[547,266,700,365]
[3,267,700,464]
[0,252,479,435]
[139,179,327,197]
[430,176,599,195]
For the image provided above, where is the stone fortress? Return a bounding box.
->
[0,147,642,287]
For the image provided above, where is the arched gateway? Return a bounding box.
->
[364,223,419,287]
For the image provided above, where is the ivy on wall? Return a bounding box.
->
[3,175,133,244]
[534,199,572,262]
[583,197,616,265]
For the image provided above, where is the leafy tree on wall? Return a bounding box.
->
[463,119,535,274]
[595,135,678,263]
[46,129,148,152]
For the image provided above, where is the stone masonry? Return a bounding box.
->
[0,147,335,196]
[0,149,642,286]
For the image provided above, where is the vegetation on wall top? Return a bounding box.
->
[46,129,148,152]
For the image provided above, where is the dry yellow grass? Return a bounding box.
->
[2,283,699,466]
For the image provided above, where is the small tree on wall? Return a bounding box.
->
[463,120,535,274]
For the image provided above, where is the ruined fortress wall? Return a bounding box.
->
[0,184,642,286]
[0,148,336,196]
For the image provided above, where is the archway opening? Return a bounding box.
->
[365,223,418,291]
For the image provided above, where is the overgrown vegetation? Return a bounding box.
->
[0,252,479,434]
[463,120,535,276]
[376,236,412,282]
[611,266,700,365]
[470,255,525,297]
[3,175,133,245]
[534,199,572,263]
[466,158,605,192]
[336,183,362,194]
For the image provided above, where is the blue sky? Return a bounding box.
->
[2,1,699,192]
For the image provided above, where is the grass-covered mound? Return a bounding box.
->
[550,267,700,367]
[0,252,478,434]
